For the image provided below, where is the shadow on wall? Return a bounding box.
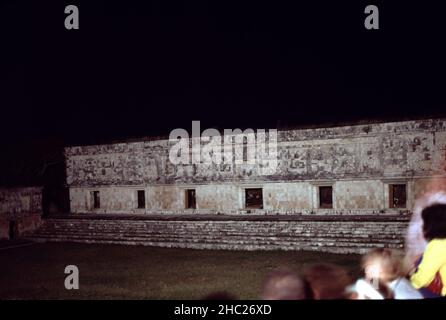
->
[42,186,70,216]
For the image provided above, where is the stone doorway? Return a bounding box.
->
[186,189,196,209]
[245,188,263,209]
[8,221,17,240]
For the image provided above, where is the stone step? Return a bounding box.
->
[37,222,407,233]
[36,230,405,239]
[43,220,407,226]
[28,235,402,251]
[34,223,407,235]
[27,236,402,254]
[28,236,402,249]
[35,228,406,238]
[31,229,404,242]
[27,235,401,247]
[40,222,406,229]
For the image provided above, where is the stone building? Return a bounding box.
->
[65,119,446,215]
[0,187,43,240]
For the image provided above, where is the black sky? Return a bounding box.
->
[1,0,446,148]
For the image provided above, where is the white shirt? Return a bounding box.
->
[388,278,423,299]
[351,278,423,300]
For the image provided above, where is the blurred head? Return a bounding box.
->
[303,263,351,299]
[422,203,446,241]
[362,248,402,283]
[261,268,307,300]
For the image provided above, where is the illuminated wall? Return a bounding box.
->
[66,119,446,214]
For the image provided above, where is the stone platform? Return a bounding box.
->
[25,213,410,254]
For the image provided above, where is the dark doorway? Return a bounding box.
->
[8,221,16,240]
[92,191,100,209]
[319,186,333,209]
[186,189,196,209]
[245,188,263,209]
[137,190,145,209]
[389,184,407,208]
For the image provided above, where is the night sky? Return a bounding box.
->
[1,0,445,186]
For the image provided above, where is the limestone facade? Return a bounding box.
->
[65,119,446,215]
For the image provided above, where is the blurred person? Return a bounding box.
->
[303,263,352,299]
[352,248,422,299]
[261,268,307,300]
[405,191,446,266]
[410,203,446,297]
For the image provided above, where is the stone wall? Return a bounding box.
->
[0,187,43,239]
[65,119,446,214]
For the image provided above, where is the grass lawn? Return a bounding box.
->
[0,242,362,299]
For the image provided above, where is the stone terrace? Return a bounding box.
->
[26,214,410,254]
